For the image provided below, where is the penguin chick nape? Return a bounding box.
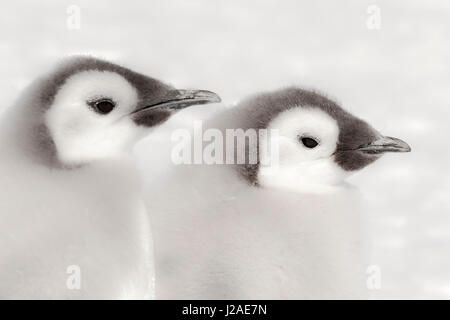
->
[12,56,221,168]
[224,87,410,192]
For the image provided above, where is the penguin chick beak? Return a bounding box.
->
[135,89,221,113]
[131,89,221,127]
[357,136,411,154]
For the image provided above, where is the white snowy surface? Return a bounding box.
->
[0,0,449,299]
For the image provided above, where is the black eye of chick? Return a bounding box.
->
[90,99,116,115]
[300,137,319,149]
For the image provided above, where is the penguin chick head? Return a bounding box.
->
[234,87,410,192]
[29,56,220,167]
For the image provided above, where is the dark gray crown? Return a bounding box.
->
[36,56,172,113]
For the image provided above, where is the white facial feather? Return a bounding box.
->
[258,107,349,193]
[45,71,144,166]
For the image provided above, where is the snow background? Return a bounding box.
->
[1,0,449,299]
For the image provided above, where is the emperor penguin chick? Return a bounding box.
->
[140,87,410,299]
[0,56,220,299]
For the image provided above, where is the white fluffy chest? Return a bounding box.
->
[0,159,154,299]
[258,157,349,194]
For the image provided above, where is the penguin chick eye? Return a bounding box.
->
[300,136,319,149]
[88,99,116,115]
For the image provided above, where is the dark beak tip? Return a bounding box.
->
[386,136,411,153]
[188,90,221,104]
[168,89,221,106]
[211,94,221,103]
[403,145,412,153]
